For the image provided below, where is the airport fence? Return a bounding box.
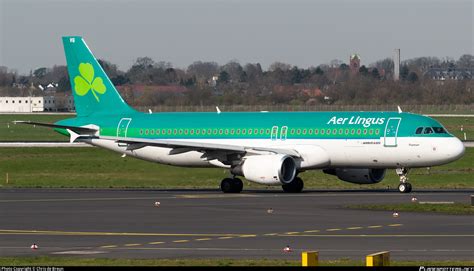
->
[137,104,473,114]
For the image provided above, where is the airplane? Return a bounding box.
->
[17,36,465,194]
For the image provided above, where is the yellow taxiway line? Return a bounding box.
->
[0,229,245,237]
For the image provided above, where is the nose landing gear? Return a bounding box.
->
[396,168,412,193]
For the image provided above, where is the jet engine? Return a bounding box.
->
[231,154,297,185]
[323,168,386,184]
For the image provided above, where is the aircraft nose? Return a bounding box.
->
[448,137,465,161]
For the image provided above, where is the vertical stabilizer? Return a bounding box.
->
[62,36,135,117]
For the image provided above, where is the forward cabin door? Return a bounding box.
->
[384,117,401,147]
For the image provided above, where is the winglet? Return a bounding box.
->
[66,128,80,143]
[397,105,403,113]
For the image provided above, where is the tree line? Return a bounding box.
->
[0,54,472,106]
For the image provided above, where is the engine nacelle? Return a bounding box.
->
[323,168,386,184]
[232,154,297,185]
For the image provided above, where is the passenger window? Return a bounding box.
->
[254,129,258,134]
[248,129,252,135]
[237,129,241,134]
[351,129,355,135]
[327,129,331,135]
[375,129,380,135]
[225,129,229,135]
[184,129,188,135]
[345,129,349,135]
[230,129,234,135]
[140,129,143,135]
[339,128,343,135]
[260,129,264,135]
[219,129,223,135]
[297,129,301,135]
[309,129,313,135]
[179,129,183,135]
[314,129,319,134]
[150,129,154,135]
[213,129,217,135]
[332,129,337,135]
[357,129,361,135]
[190,129,194,135]
[321,129,325,135]
[303,129,307,135]
[424,127,433,134]
[415,127,423,134]
[266,129,270,134]
[156,129,160,135]
[291,129,295,135]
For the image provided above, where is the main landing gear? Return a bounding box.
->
[396,168,412,193]
[220,177,243,193]
[282,177,304,193]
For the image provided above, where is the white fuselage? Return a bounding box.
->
[84,136,465,170]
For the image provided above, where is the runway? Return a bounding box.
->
[0,189,472,261]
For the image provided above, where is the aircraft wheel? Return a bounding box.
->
[405,182,412,193]
[398,182,412,193]
[282,177,304,193]
[232,178,243,193]
[221,178,234,193]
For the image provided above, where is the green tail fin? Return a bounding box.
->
[62,36,135,117]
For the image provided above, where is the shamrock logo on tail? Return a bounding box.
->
[74,63,106,102]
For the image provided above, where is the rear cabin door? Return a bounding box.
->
[384,117,401,147]
[117,118,132,138]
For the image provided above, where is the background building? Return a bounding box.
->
[0,96,75,112]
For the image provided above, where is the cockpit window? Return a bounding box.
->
[415,127,423,134]
[433,127,447,134]
[424,127,434,134]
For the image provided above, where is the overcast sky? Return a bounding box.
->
[0,0,472,74]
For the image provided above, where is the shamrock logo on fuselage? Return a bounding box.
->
[74,63,106,102]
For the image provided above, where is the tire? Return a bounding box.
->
[405,182,412,193]
[220,178,234,193]
[233,178,243,193]
[282,177,304,193]
[398,183,409,193]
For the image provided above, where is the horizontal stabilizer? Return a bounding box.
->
[13,121,97,134]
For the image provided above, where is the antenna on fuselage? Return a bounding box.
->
[216,106,221,114]
[397,105,403,113]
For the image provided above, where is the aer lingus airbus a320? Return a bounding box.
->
[18,37,465,193]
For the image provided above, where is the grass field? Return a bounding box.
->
[0,147,472,189]
[0,256,473,266]
[0,114,472,141]
[0,114,70,141]
[346,203,474,215]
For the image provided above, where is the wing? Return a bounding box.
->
[100,135,301,158]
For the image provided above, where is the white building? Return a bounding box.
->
[0,96,75,112]
[0,97,44,112]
